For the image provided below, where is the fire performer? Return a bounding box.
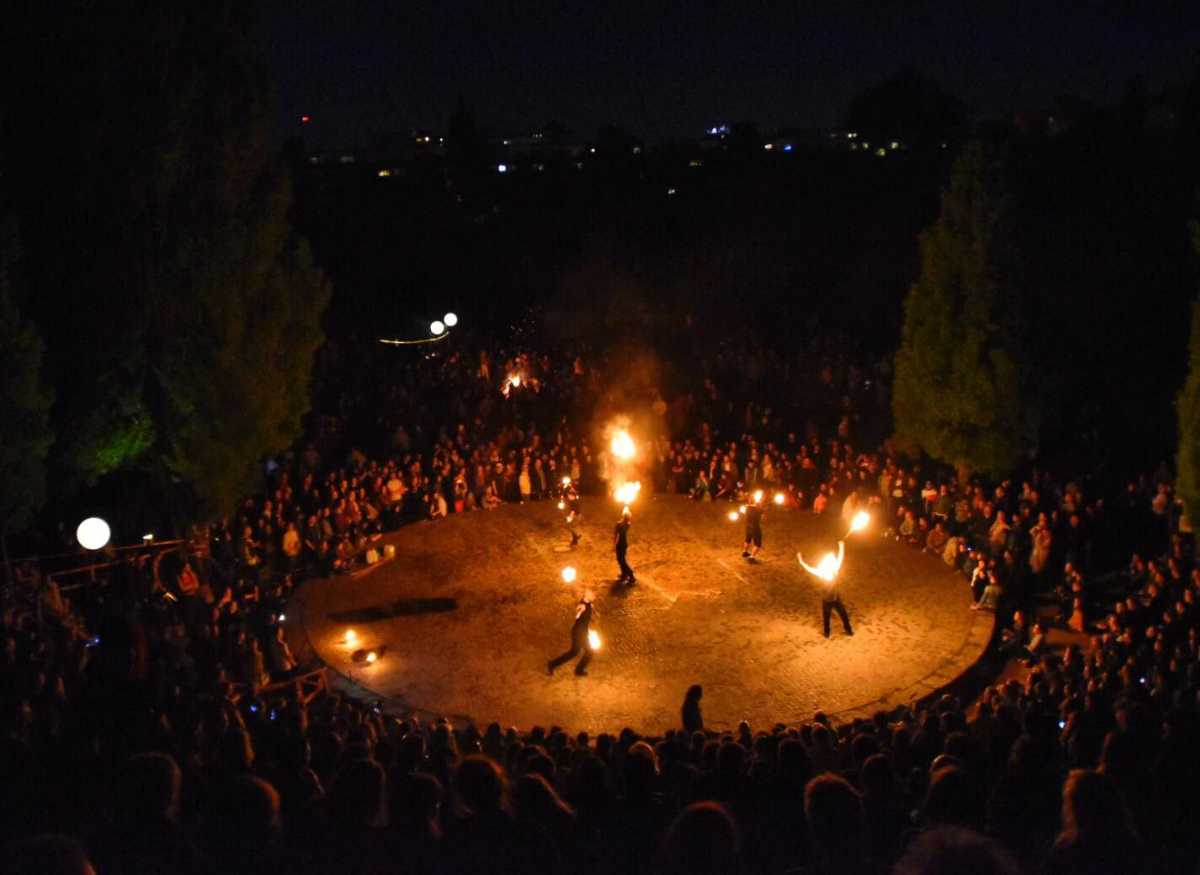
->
[562,478,583,547]
[614,507,636,584]
[797,541,853,638]
[742,490,765,561]
[547,590,596,676]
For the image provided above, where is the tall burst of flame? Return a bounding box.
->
[587,629,601,651]
[614,481,641,506]
[848,510,871,535]
[610,429,636,460]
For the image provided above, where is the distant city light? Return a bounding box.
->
[764,143,774,150]
[890,141,900,150]
[77,517,111,551]
[783,144,793,152]
[430,320,445,336]
[300,115,311,124]
[875,147,887,157]
[443,312,458,328]
[667,187,677,196]
[497,163,508,173]
[377,169,392,178]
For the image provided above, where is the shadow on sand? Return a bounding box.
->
[329,597,458,624]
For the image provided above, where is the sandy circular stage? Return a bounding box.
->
[289,495,993,733]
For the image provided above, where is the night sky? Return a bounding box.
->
[258,1,1199,148]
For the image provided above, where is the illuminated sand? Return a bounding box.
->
[289,496,993,732]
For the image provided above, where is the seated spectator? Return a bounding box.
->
[803,773,874,874]
[971,573,1002,611]
[1043,770,1142,875]
[925,521,949,556]
[661,801,740,875]
[894,826,1020,875]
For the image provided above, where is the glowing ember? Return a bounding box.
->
[365,650,378,663]
[610,430,636,460]
[753,489,764,504]
[774,492,785,505]
[587,629,601,651]
[561,567,577,584]
[848,511,871,534]
[728,510,740,522]
[614,481,641,505]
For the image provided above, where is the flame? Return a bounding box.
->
[510,374,521,388]
[344,629,357,644]
[365,650,378,663]
[849,510,870,534]
[561,566,577,584]
[561,476,571,486]
[753,489,764,503]
[614,481,641,505]
[738,505,746,514]
[774,492,785,505]
[587,629,601,651]
[727,510,740,522]
[557,501,565,510]
[610,430,636,460]
[815,552,839,582]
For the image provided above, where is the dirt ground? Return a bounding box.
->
[290,495,992,734]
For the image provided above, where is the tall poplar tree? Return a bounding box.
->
[1175,210,1200,519]
[8,1,330,519]
[892,142,1037,479]
[0,218,54,578]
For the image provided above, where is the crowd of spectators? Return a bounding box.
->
[3,334,1199,874]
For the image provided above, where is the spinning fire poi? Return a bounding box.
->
[797,541,854,638]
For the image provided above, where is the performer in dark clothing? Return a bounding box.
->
[563,482,583,547]
[742,492,765,560]
[682,684,704,733]
[547,592,596,676]
[614,509,635,583]
[798,541,853,638]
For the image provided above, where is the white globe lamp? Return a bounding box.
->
[443,312,458,328]
[430,320,445,336]
[76,517,111,551]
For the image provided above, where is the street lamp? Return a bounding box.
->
[443,312,458,328]
[76,517,111,551]
[430,320,445,336]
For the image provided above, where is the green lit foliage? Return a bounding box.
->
[893,142,1037,478]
